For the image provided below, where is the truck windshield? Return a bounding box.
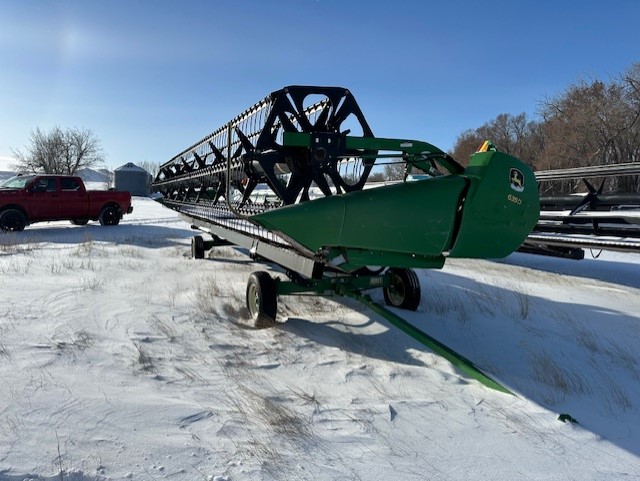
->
[0,175,36,189]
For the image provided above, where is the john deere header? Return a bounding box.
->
[153,85,539,272]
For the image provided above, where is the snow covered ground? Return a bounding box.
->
[0,197,639,481]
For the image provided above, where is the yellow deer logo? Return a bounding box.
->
[510,168,524,192]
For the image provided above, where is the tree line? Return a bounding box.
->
[450,62,640,194]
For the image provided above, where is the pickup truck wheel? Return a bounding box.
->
[0,209,27,232]
[99,206,120,226]
[71,219,89,226]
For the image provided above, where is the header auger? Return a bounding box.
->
[153,85,540,394]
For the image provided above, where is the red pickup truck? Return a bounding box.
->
[0,174,133,232]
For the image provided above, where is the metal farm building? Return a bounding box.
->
[114,163,151,197]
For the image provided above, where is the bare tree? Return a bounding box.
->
[383,160,406,181]
[138,160,162,178]
[621,62,640,114]
[447,61,640,195]
[449,129,485,166]
[12,126,105,174]
[367,171,386,182]
[450,113,543,168]
[619,62,640,192]
[539,75,640,193]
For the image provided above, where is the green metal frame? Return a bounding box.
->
[283,131,464,176]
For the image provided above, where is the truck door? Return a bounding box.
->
[59,177,89,219]
[25,177,60,220]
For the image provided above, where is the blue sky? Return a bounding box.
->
[1,0,639,170]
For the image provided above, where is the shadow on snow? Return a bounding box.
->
[500,251,640,290]
[270,266,639,458]
[0,222,195,249]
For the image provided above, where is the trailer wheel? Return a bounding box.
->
[0,209,27,232]
[383,268,421,311]
[246,271,278,328]
[99,205,120,226]
[191,235,206,259]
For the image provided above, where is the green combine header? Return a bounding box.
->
[152,86,539,393]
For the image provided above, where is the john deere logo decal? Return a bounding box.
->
[510,168,525,192]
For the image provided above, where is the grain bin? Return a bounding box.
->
[114,163,151,196]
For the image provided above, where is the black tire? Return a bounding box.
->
[246,271,278,328]
[71,219,89,226]
[99,205,120,226]
[191,235,205,259]
[0,209,27,232]
[383,268,421,311]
